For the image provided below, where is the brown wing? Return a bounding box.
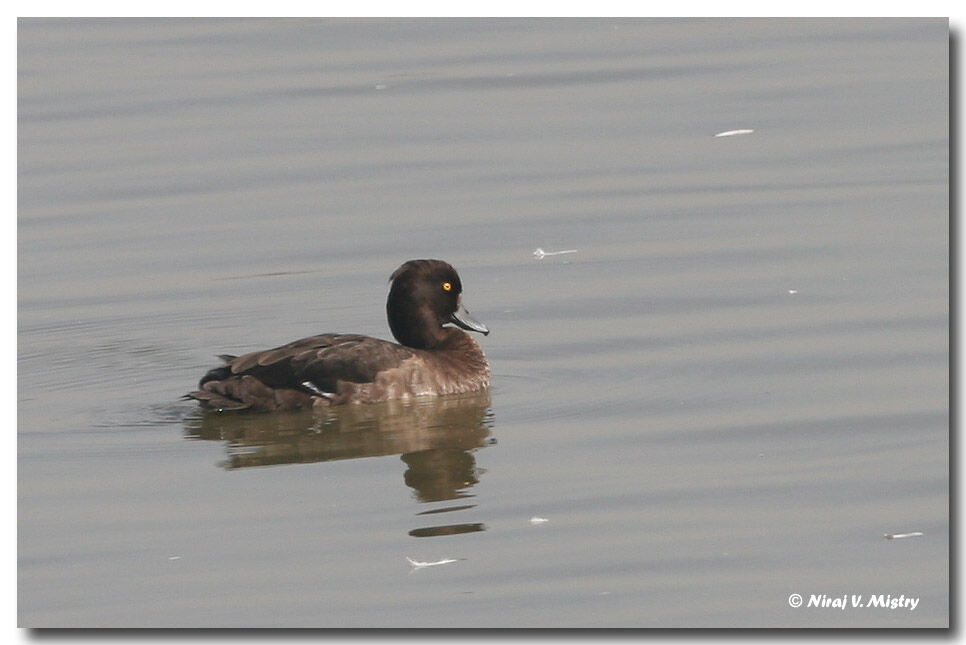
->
[216,333,415,395]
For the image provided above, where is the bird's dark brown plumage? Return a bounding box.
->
[186,260,490,412]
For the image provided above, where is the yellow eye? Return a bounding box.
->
[442,282,452,292]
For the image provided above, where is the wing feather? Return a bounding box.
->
[222,334,414,392]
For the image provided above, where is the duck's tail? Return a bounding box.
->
[186,354,320,412]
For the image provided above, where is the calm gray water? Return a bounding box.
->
[18,18,948,628]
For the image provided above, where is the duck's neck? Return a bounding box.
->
[389,314,440,349]
[436,329,489,372]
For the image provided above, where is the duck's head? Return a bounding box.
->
[387,259,489,349]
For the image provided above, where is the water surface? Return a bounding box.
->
[18,18,948,627]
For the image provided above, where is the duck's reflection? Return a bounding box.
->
[182,392,493,537]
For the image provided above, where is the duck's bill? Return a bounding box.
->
[450,301,489,335]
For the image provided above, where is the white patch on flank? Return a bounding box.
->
[301,381,331,397]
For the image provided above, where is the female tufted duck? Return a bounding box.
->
[187,259,490,412]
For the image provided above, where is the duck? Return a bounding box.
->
[187,259,490,412]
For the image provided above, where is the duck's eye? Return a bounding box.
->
[441,282,453,292]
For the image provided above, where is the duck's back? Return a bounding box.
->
[189,330,488,411]
[189,334,408,411]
